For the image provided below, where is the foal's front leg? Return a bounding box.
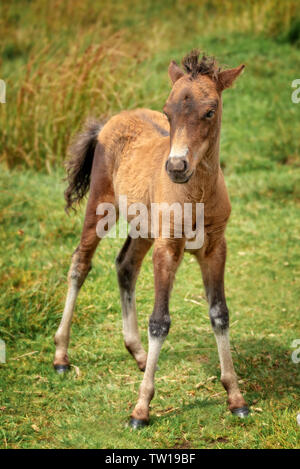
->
[130,239,185,428]
[195,237,249,417]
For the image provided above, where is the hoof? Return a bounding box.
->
[54,364,70,374]
[130,418,149,429]
[137,362,146,372]
[137,356,147,372]
[231,406,250,418]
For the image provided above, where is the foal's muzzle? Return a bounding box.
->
[165,157,192,184]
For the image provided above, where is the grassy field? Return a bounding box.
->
[0,0,300,449]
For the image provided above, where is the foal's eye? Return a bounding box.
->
[163,111,171,123]
[204,110,215,119]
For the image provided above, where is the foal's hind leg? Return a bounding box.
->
[116,236,153,371]
[195,238,249,417]
[54,185,115,372]
[53,241,97,372]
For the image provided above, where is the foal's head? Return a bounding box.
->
[163,50,244,183]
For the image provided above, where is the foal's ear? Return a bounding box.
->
[168,60,184,84]
[217,64,245,91]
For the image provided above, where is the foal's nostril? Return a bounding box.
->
[166,157,192,183]
[166,157,188,174]
[175,159,186,172]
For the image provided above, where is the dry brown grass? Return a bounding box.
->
[0,0,299,171]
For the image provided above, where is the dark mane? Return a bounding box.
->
[182,49,221,80]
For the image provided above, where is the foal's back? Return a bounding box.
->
[98,108,171,207]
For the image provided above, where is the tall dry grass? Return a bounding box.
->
[0,0,299,171]
[1,33,150,170]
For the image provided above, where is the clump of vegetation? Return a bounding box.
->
[0,0,299,171]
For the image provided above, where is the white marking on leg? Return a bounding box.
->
[54,278,79,364]
[214,329,236,379]
[121,289,146,366]
[214,329,245,408]
[132,333,165,420]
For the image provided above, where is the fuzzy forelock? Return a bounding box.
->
[181,49,221,80]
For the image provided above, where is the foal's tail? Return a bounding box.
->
[64,118,103,212]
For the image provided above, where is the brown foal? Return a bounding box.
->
[53,50,249,427]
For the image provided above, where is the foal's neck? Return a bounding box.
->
[191,130,221,202]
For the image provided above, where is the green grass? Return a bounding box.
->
[0,163,299,449]
[0,0,300,449]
